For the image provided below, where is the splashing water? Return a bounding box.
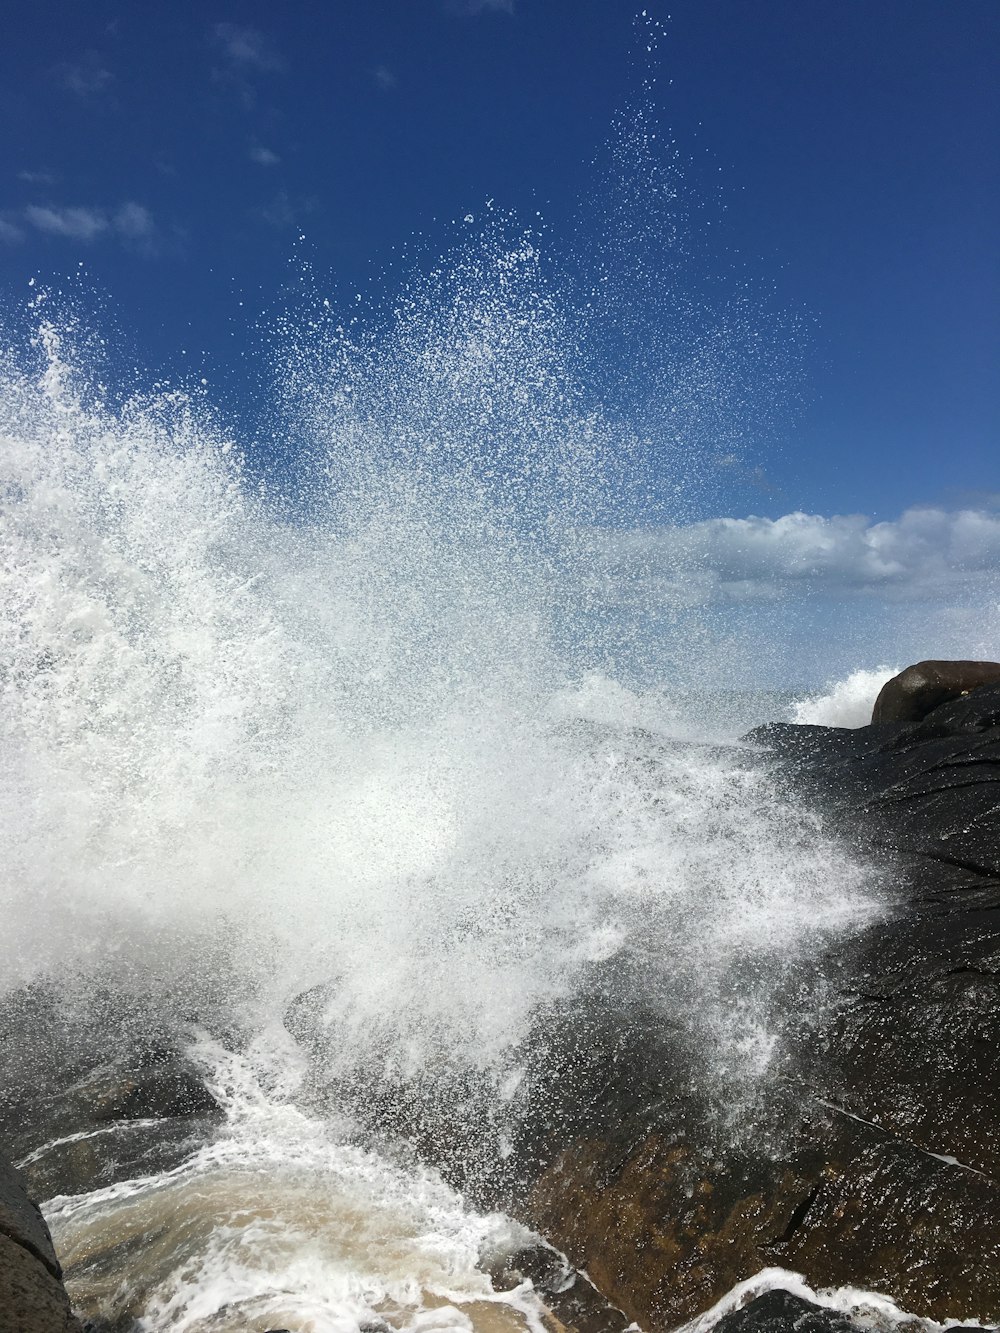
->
[1,295,872,1067]
[42,1034,555,1333]
[1,227,878,1329]
[790,667,900,728]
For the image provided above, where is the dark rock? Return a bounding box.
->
[522,1106,1000,1327]
[21,1110,213,1204]
[484,1242,632,1333]
[742,720,908,759]
[0,1233,76,1333]
[79,1060,219,1124]
[452,685,1000,1327]
[0,1153,78,1332]
[712,1289,862,1333]
[0,1152,62,1282]
[0,988,222,1201]
[871,659,1000,724]
[746,685,1000,879]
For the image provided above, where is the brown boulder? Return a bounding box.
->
[871,659,1000,723]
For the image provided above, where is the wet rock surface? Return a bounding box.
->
[480,685,1000,1328]
[745,682,1000,880]
[485,1240,633,1333]
[0,990,223,1330]
[0,1152,79,1332]
[0,986,222,1202]
[712,1290,863,1333]
[0,1152,62,1280]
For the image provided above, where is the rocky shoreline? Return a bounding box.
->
[4,665,1000,1332]
[491,674,1000,1327]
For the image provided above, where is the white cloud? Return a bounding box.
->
[17,169,57,185]
[374,65,397,90]
[0,218,25,244]
[21,202,158,251]
[113,202,154,241]
[53,52,113,97]
[25,205,108,240]
[249,143,281,166]
[585,507,1000,606]
[213,23,283,72]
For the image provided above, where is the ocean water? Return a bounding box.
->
[0,203,944,1329]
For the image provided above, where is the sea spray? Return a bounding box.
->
[2,234,878,1328]
[2,300,875,1074]
[790,667,900,728]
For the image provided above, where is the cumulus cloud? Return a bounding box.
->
[213,23,283,72]
[20,202,157,251]
[586,507,1000,607]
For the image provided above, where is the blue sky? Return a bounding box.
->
[1,1,998,660]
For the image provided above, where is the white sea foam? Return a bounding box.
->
[680,1265,994,1333]
[45,1035,550,1333]
[789,666,900,728]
